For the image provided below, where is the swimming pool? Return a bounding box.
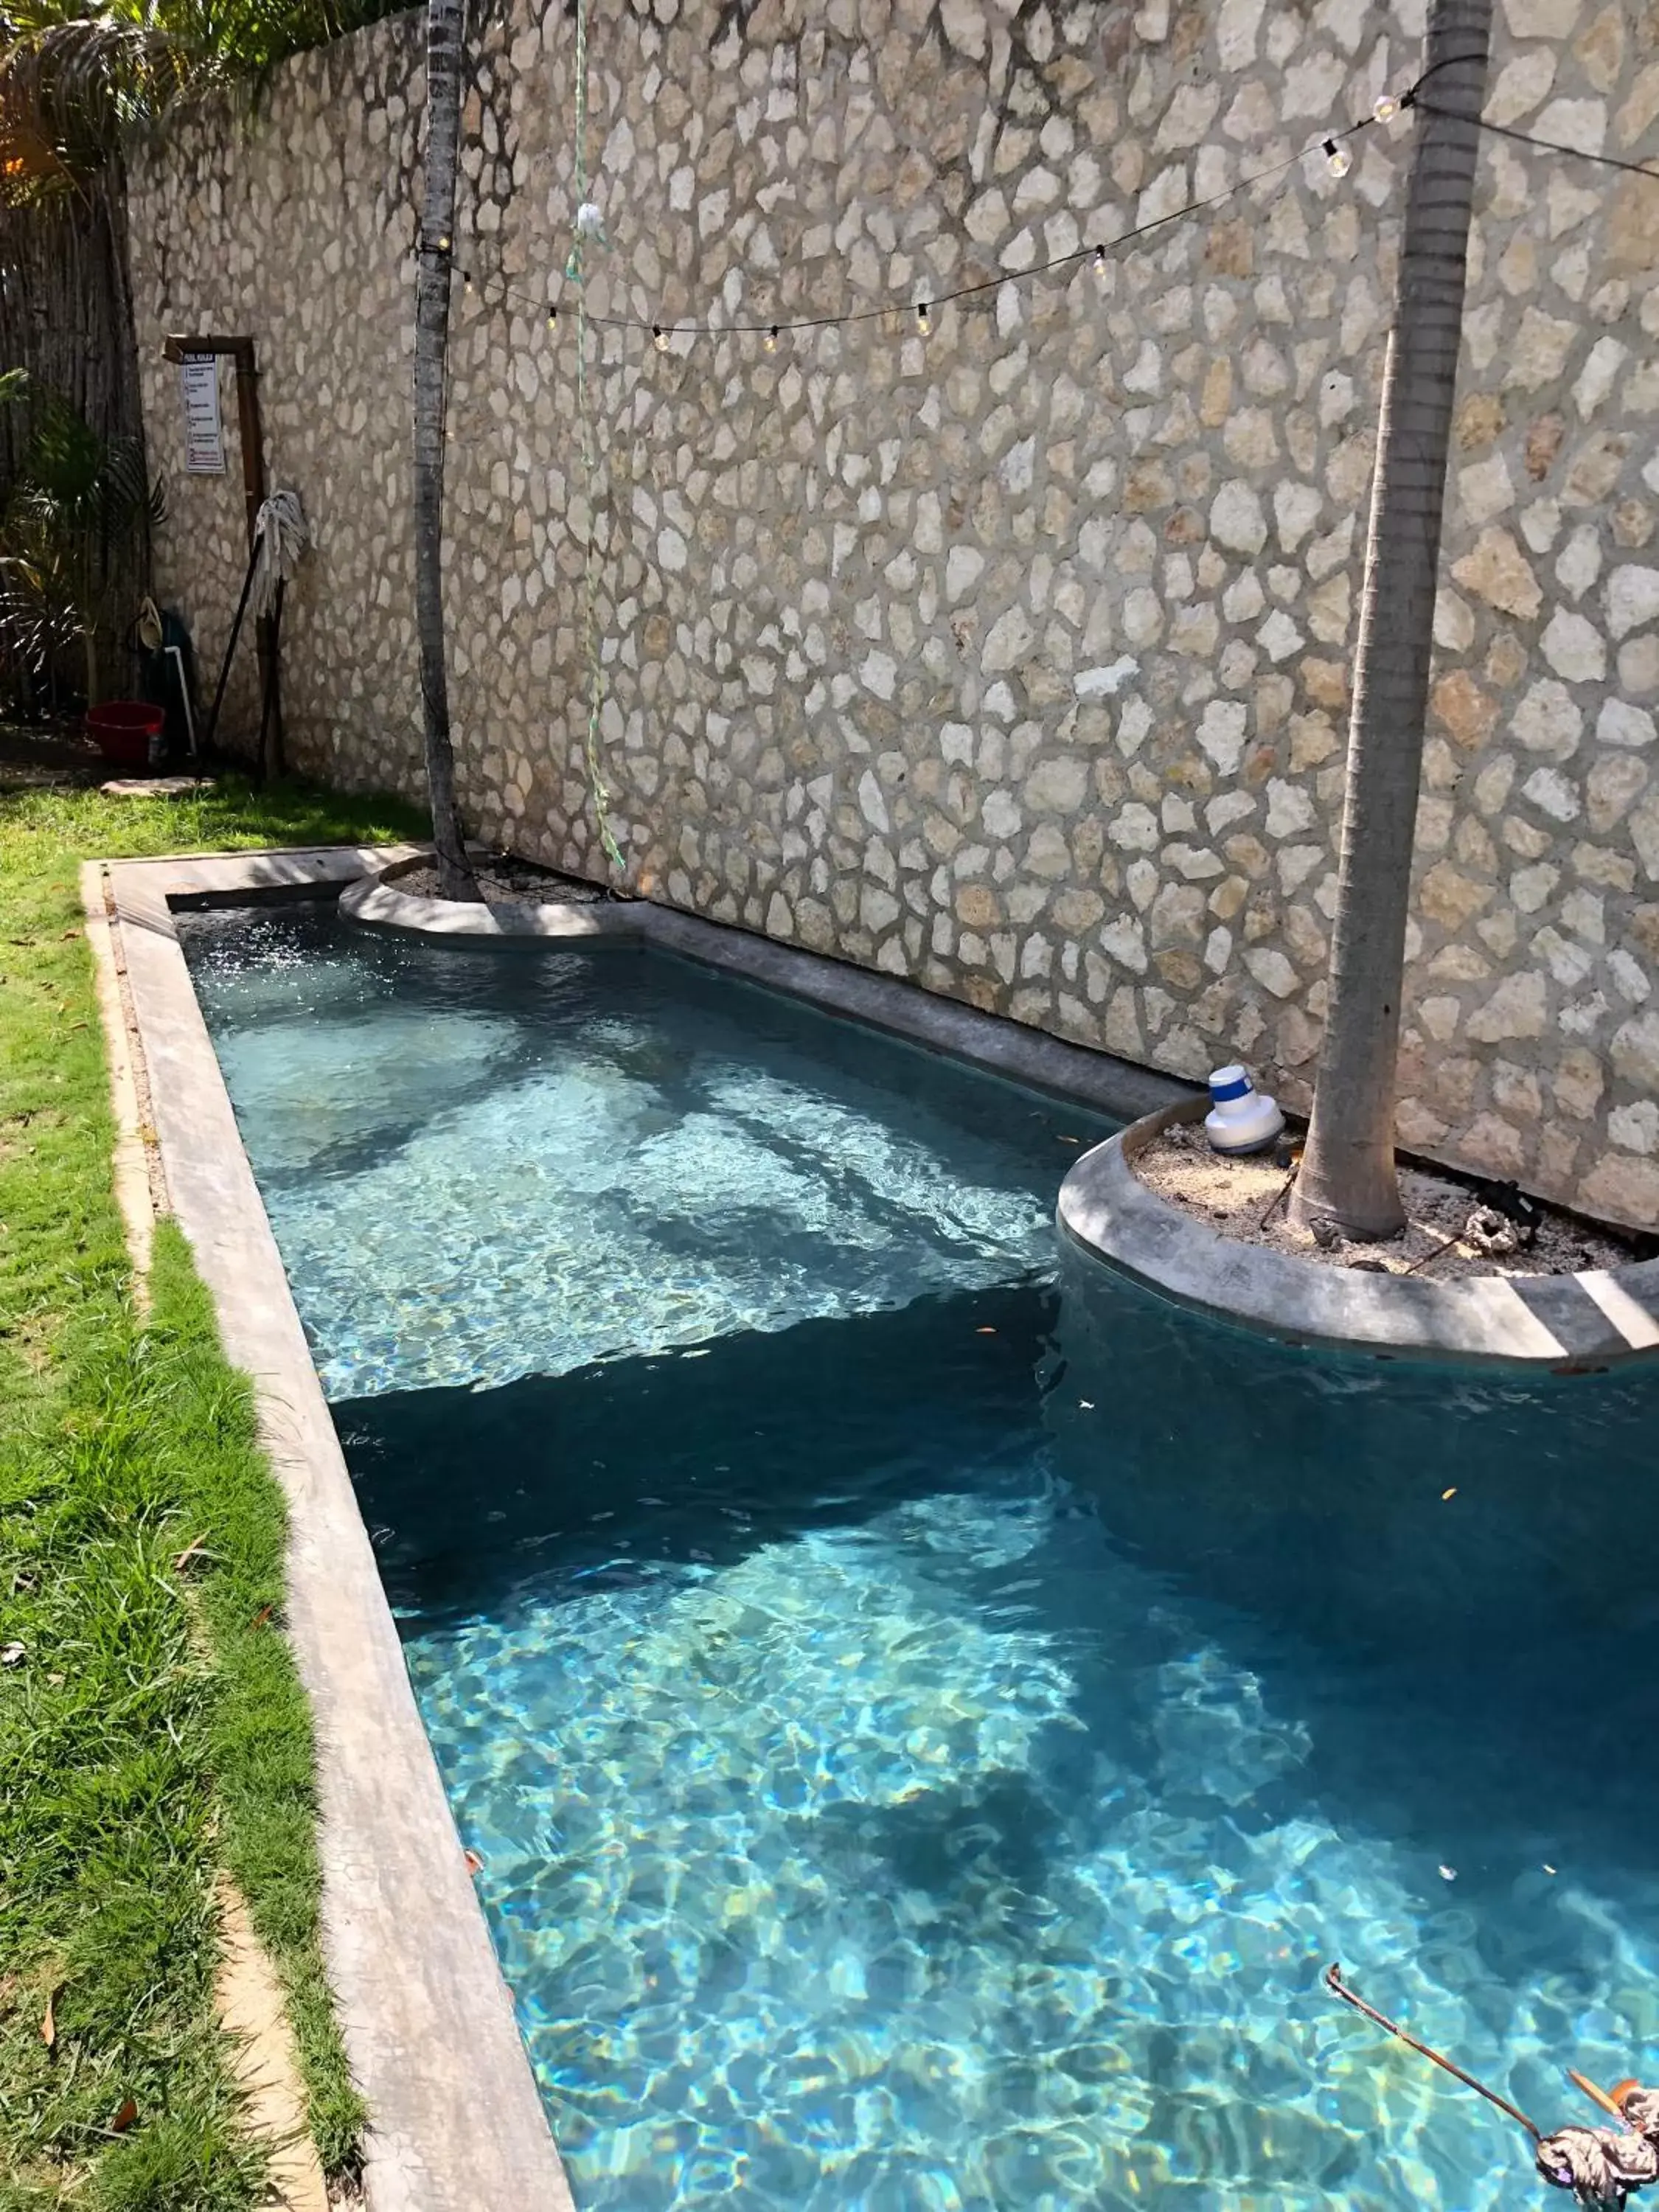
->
[182,900,1659,2211]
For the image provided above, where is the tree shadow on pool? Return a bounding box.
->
[334,1278,1060,1624]
[340,1245,1659,1925]
[1045,1247,1659,1909]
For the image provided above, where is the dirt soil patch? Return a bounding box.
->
[0,720,106,788]
[1133,1116,1634,1280]
[392,855,610,904]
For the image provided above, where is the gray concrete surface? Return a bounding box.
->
[1059,1099,1659,1371]
[102,846,574,2212]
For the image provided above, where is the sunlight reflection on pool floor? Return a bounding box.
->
[180,902,1659,2211]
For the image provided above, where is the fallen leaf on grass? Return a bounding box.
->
[172,1534,209,1571]
[41,1989,56,2049]
[111,2098,137,2133]
[250,1604,274,1630]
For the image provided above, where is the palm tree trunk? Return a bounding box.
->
[413,0,478,901]
[1290,0,1492,1239]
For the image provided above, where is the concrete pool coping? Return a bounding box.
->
[95,844,575,2212]
[1058,1097,1659,1371]
[341,853,1192,1127]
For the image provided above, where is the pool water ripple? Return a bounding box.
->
[181,903,1659,2211]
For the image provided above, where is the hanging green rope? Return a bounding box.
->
[566,0,623,874]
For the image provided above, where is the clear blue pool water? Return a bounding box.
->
[182,902,1659,2212]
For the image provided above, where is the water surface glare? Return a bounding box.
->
[181,902,1659,2211]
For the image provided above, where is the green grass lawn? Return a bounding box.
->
[0,774,424,2212]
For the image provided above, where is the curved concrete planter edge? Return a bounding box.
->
[338,853,642,945]
[1059,1100,1659,1371]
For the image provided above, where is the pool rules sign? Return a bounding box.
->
[179,354,226,474]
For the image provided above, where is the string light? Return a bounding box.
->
[447,104,1385,355]
[429,64,1652,368]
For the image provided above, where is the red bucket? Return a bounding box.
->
[86,700,165,770]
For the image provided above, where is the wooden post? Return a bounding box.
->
[161,333,283,778]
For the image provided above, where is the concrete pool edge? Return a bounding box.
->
[1059,1100,1659,1371]
[341,860,1193,1127]
[98,846,575,2212]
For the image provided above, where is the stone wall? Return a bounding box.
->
[127,0,1659,1226]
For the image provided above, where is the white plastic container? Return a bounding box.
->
[1204,1064,1284,1156]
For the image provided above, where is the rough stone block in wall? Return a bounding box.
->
[126,0,1659,1228]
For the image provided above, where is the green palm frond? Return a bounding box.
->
[0,372,163,683]
[0,518,83,677]
[0,0,406,198]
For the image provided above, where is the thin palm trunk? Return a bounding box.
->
[413,0,477,900]
[1290,0,1492,1239]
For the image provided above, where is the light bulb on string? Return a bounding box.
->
[1324,138,1353,178]
[1092,244,1107,276]
[463,269,474,293]
[1373,91,1400,122]
[437,233,451,253]
[653,325,669,352]
[915,301,932,336]
[546,304,558,331]
[763,325,779,352]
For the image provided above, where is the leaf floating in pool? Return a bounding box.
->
[976,1326,997,1335]
[464,1848,484,1875]
[1545,1864,1557,1875]
[1442,1487,1458,1500]
[1439,1865,1457,1881]
[1079,1400,1095,1410]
